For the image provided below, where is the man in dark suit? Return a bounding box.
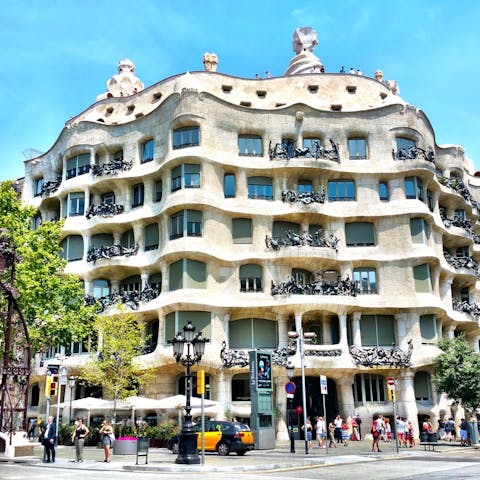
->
[43,416,56,463]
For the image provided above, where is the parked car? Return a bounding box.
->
[168,420,254,456]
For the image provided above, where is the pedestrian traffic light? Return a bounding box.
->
[49,380,58,397]
[197,370,205,395]
[44,376,52,397]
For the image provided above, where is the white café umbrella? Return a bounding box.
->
[58,397,118,426]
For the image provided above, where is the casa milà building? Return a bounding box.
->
[24,27,480,437]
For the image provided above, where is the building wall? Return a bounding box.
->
[24,70,480,436]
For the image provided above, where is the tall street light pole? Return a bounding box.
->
[68,376,76,425]
[171,321,208,465]
[289,329,316,455]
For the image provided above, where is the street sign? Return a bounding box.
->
[59,366,68,386]
[387,377,395,386]
[320,375,328,395]
[285,381,296,395]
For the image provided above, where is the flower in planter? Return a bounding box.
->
[117,436,138,441]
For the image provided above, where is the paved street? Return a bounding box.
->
[1,439,479,479]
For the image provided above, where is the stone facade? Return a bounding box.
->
[23,30,480,438]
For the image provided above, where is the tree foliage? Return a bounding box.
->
[434,334,480,411]
[80,312,151,412]
[0,181,96,353]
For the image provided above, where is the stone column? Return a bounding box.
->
[216,370,230,420]
[352,312,361,346]
[84,186,91,213]
[395,313,408,349]
[338,313,348,351]
[337,376,355,420]
[275,371,289,440]
[397,371,419,436]
[157,311,166,346]
[83,235,91,261]
[323,317,332,344]
[140,273,149,289]
[277,314,289,348]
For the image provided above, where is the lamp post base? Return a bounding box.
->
[175,430,200,464]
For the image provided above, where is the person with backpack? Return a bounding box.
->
[371,415,381,452]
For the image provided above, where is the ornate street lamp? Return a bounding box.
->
[170,321,209,464]
[68,375,76,424]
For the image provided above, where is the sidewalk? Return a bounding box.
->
[0,438,468,473]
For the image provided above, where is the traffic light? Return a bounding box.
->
[49,380,58,397]
[44,376,53,397]
[388,388,395,402]
[197,370,205,395]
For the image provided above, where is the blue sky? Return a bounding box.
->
[1,0,479,181]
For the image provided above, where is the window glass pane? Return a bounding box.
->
[121,229,135,248]
[414,264,431,292]
[173,127,199,149]
[252,318,278,348]
[165,312,175,344]
[171,166,182,192]
[272,221,300,238]
[348,138,367,159]
[420,314,436,341]
[132,184,144,206]
[186,210,202,236]
[121,275,141,292]
[397,137,416,150]
[68,192,85,216]
[145,223,159,250]
[232,218,252,243]
[345,222,375,246]
[414,372,430,400]
[229,319,252,349]
[143,140,154,162]
[91,233,113,248]
[360,315,377,346]
[376,315,395,345]
[185,259,206,288]
[69,235,83,261]
[248,176,273,200]
[170,211,184,239]
[378,182,388,200]
[184,164,200,188]
[232,373,251,401]
[328,180,355,201]
[239,264,262,292]
[404,177,416,199]
[224,174,236,198]
[169,260,183,291]
[410,218,426,243]
[302,138,321,158]
[353,268,377,294]
[298,180,312,193]
[238,135,262,156]
[154,180,162,202]
[93,279,110,298]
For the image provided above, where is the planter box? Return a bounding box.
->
[113,439,137,455]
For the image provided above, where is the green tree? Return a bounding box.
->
[0,181,95,353]
[434,334,480,411]
[80,312,151,419]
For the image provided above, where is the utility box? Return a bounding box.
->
[469,421,479,445]
[249,350,275,449]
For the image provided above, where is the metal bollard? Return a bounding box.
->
[289,427,295,453]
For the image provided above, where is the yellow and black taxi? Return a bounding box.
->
[168,420,254,456]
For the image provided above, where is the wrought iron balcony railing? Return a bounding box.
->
[265,230,339,251]
[86,202,124,219]
[86,243,139,263]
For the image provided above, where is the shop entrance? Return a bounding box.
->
[287,376,338,440]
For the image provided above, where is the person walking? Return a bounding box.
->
[42,416,56,463]
[459,418,469,446]
[355,413,362,440]
[301,416,313,450]
[72,418,89,463]
[99,419,115,462]
[371,415,381,452]
[328,419,337,448]
[334,414,343,445]
[315,416,326,448]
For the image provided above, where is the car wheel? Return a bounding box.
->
[217,442,230,456]
[171,441,179,454]
[236,450,247,456]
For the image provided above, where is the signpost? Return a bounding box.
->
[386,377,399,453]
[320,375,328,454]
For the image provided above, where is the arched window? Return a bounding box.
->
[232,373,250,401]
[60,235,84,262]
[93,279,110,298]
[239,264,263,292]
[142,139,154,163]
[414,372,432,401]
[354,374,386,404]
